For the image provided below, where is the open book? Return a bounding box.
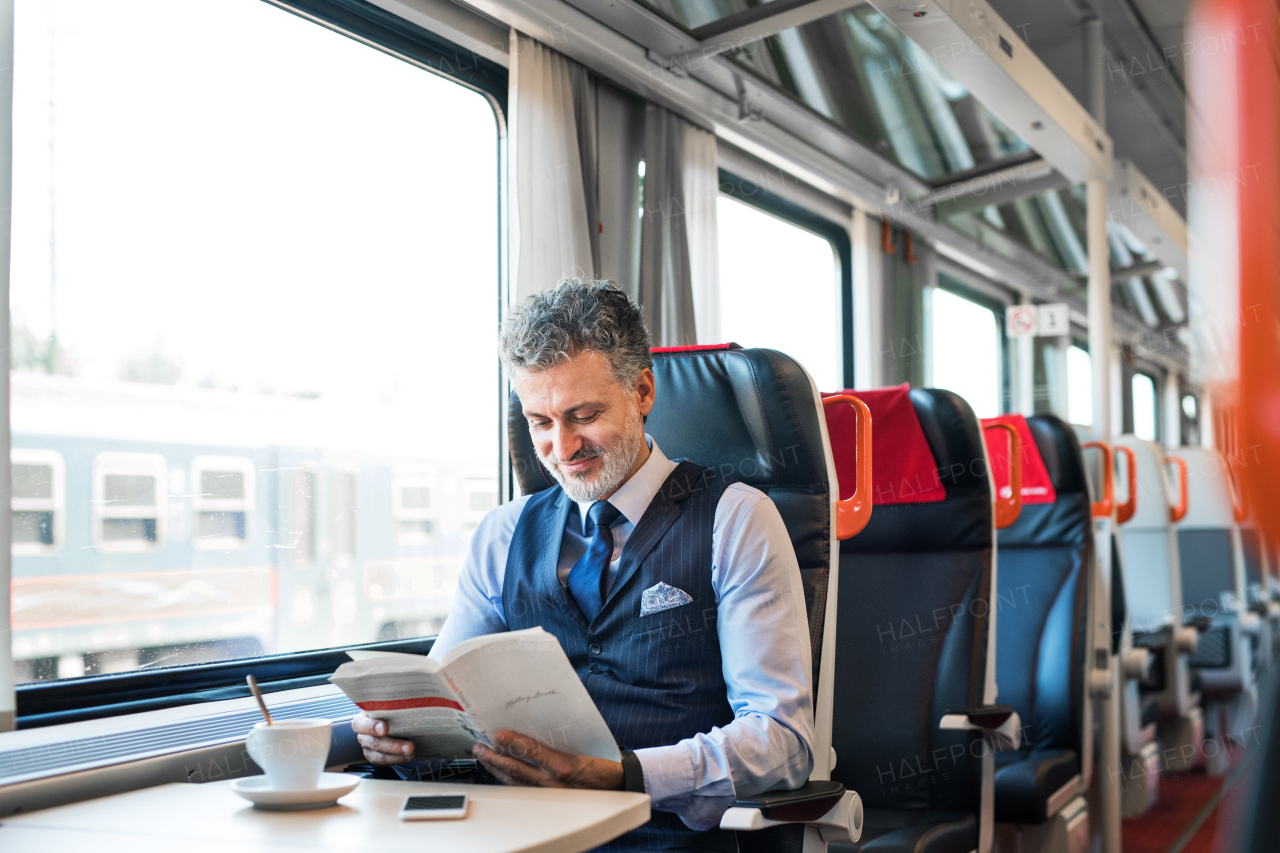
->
[330,627,621,762]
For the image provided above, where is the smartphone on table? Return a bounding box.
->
[398,793,469,821]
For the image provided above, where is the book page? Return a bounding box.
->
[329,653,484,761]
[444,627,621,762]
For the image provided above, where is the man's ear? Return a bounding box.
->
[633,368,656,418]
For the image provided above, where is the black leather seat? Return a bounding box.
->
[509,344,844,850]
[990,415,1089,825]
[829,388,993,853]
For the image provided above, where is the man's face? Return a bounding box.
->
[516,351,656,503]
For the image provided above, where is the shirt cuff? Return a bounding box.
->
[633,744,693,805]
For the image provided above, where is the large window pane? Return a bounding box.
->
[1067,345,1093,426]
[1132,373,1159,442]
[929,287,1001,418]
[717,196,841,390]
[10,0,499,682]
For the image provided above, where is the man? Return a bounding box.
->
[353,280,814,851]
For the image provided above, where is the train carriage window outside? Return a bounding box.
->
[191,456,254,549]
[11,449,64,555]
[1132,373,1159,442]
[93,453,167,551]
[928,287,1002,418]
[394,473,437,545]
[462,477,499,534]
[333,471,357,562]
[9,0,500,682]
[717,196,841,390]
[1067,345,1093,426]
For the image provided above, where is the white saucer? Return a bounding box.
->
[231,772,361,810]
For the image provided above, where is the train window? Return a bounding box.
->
[11,448,65,555]
[93,453,167,552]
[393,473,437,545]
[332,471,357,562]
[1132,373,1159,442]
[8,0,500,682]
[190,456,254,549]
[1067,345,1093,426]
[928,287,1003,418]
[717,195,841,389]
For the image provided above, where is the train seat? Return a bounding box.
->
[824,385,1013,853]
[1114,436,1205,773]
[1174,447,1259,764]
[509,344,864,850]
[981,414,1090,851]
[1239,524,1279,668]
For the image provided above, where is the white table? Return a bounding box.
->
[0,778,650,853]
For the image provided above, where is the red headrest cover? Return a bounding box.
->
[980,414,1057,504]
[823,384,945,505]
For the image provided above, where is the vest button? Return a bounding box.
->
[589,664,602,674]
[589,643,603,655]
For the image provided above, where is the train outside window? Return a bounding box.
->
[190,456,255,549]
[393,473,437,546]
[8,0,500,682]
[92,453,167,552]
[10,448,64,556]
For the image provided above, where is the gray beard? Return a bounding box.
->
[538,409,646,503]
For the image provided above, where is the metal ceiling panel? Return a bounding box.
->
[866,0,1112,184]
[1109,158,1188,282]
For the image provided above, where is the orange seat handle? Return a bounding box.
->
[1167,455,1189,523]
[982,422,1023,529]
[1115,446,1138,525]
[1082,442,1114,519]
[823,395,873,540]
[1226,462,1248,524]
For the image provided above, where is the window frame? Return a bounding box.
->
[9,0,508,728]
[11,448,66,557]
[718,169,855,387]
[92,453,168,554]
[190,455,256,550]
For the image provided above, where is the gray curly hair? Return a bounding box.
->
[499,279,653,389]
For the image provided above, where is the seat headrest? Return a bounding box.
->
[823,384,944,504]
[980,414,1062,504]
[1175,447,1239,529]
[1116,436,1174,530]
[506,347,829,495]
[995,414,1092,548]
[839,388,993,553]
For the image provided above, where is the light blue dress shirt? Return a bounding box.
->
[429,438,815,830]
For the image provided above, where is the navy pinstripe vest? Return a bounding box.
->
[502,460,737,852]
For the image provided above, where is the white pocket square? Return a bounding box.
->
[640,582,693,616]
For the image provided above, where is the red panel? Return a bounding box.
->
[651,343,741,354]
[823,384,945,505]
[356,697,464,712]
[981,414,1057,505]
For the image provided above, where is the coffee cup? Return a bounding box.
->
[245,718,332,790]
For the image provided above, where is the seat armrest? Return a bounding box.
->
[940,704,1022,750]
[720,782,862,844]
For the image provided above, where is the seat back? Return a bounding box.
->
[993,415,1090,756]
[1115,437,1184,634]
[828,388,992,814]
[507,344,839,771]
[1175,447,1246,615]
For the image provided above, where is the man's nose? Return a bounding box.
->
[553,423,582,461]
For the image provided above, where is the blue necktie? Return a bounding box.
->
[567,501,622,622]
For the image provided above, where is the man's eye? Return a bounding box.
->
[573,411,600,423]
[528,420,550,430]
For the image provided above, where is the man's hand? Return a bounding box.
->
[351,713,415,766]
[473,730,624,790]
